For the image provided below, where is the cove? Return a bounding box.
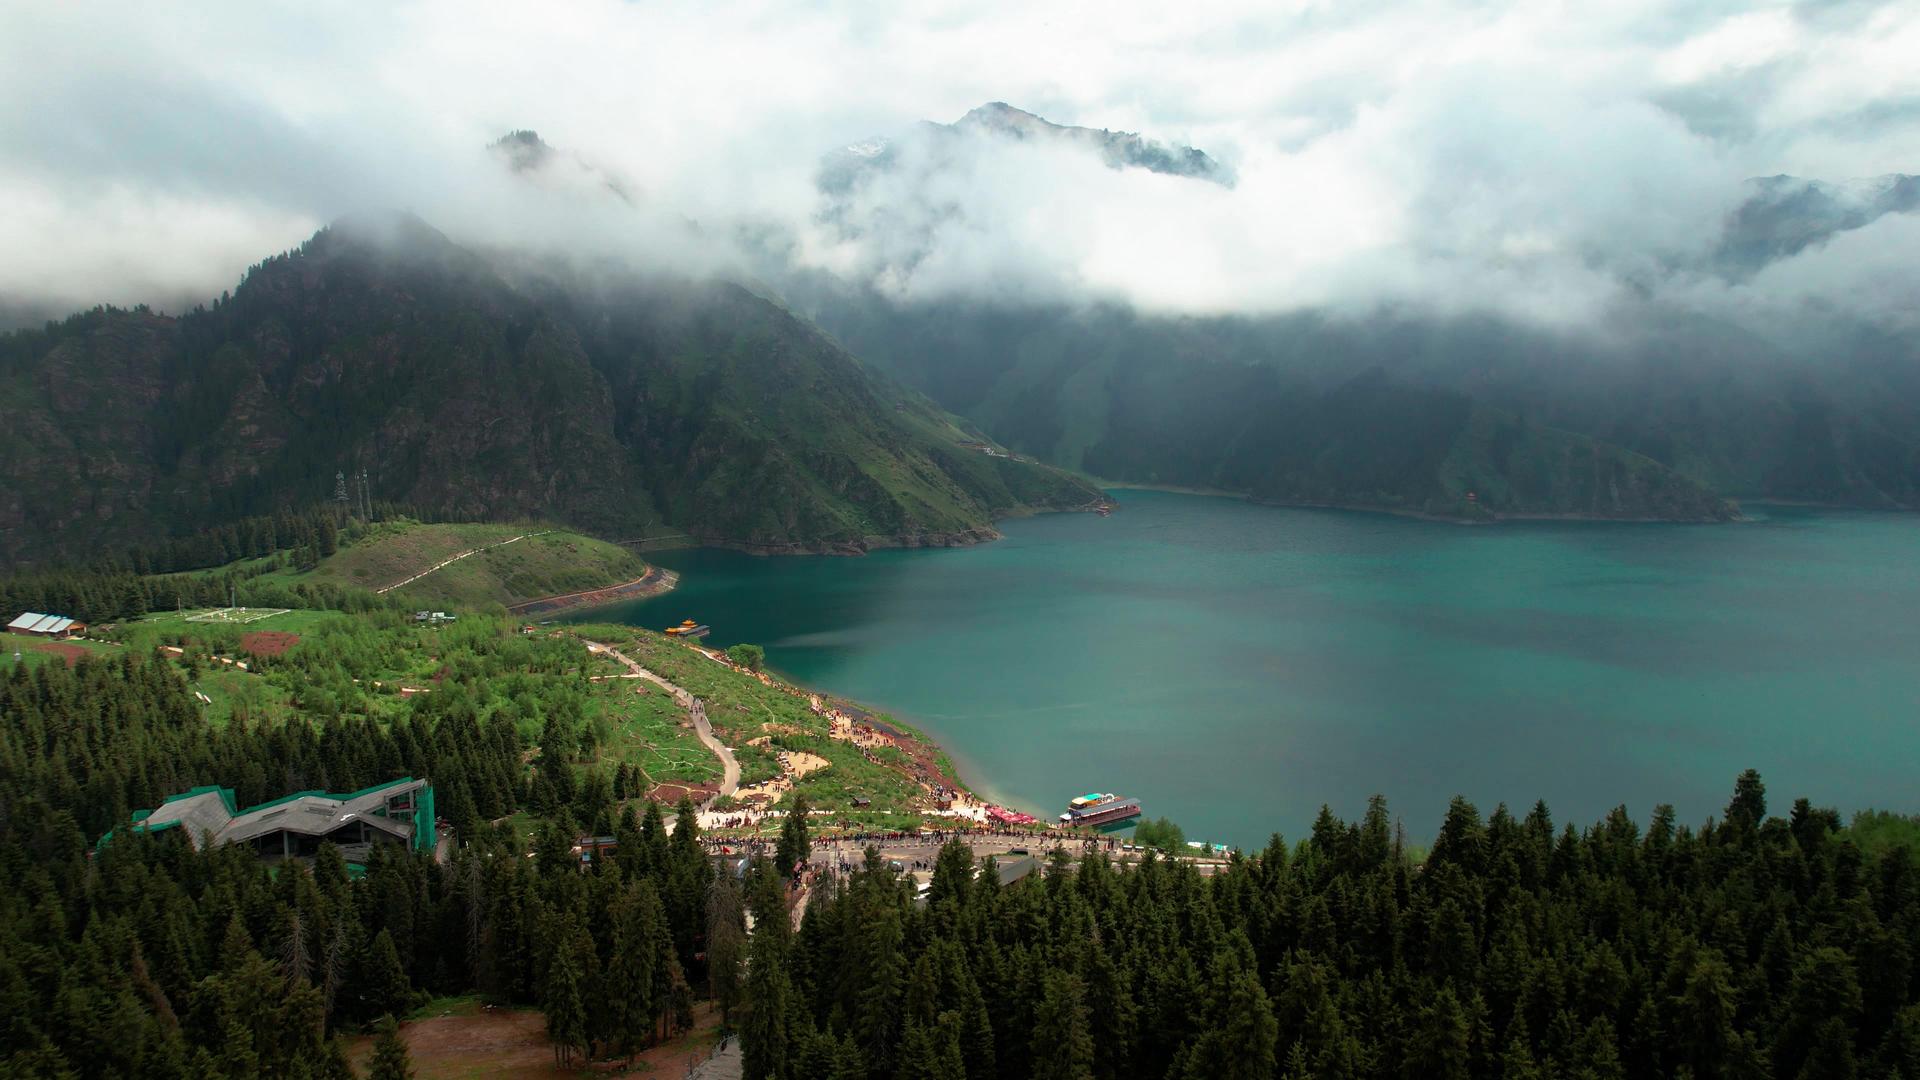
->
[567,490,1920,849]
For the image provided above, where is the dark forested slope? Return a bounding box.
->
[0,215,1099,569]
[793,291,1742,521]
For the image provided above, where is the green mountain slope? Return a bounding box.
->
[794,287,1739,521]
[1087,362,1736,520]
[0,216,1100,568]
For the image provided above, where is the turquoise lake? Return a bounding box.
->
[570,491,1920,849]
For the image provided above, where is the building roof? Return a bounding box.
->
[11,613,77,634]
[997,854,1039,886]
[131,777,431,854]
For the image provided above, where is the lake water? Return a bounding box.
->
[569,491,1920,849]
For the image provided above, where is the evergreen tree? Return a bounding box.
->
[367,1014,414,1080]
[708,874,749,1025]
[359,929,414,1024]
[542,921,590,1069]
[743,926,794,1080]
[1030,972,1095,1080]
[777,794,812,879]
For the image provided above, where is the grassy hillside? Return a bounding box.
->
[249,520,652,608]
[572,623,977,831]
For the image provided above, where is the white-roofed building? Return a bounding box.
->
[7,612,84,638]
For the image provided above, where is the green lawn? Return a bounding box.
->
[1,635,121,670]
[190,665,298,729]
[584,669,718,787]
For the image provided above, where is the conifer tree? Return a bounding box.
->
[360,929,414,1024]
[1031,972,1095,1080]
[743,926,794,1080]
[777,794,811,879]
[707,873,748,1024]
[542,921,589,1068]
[367,1014,414,1080]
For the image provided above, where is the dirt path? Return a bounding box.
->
[584,640,740,803]
[348,1000,726,1078]
[376,530,549,594]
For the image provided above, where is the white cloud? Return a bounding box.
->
[0,0,1914,329]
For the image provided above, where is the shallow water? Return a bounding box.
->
[570,491,1920,848]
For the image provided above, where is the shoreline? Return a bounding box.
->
[1245,496,1743,526]
[683,496,1113,557]
[1101,480,1744,526]
[634,632,1060,833]
[506,566,679,616]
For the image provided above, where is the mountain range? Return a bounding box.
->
[0,214,1099,569]
[767,106,1920,518]
[7,103,1915,570]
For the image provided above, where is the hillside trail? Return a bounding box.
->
[375,530,550,594]
[581,640,741,804]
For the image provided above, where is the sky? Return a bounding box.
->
[1,0,1917,329]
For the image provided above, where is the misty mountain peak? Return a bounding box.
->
[954,101,1055,137]
[323,209,455,254]
[487,129,637,205]
[818,102,1231,201]
[950,101,1230,185]
[1715,171,1920,276]
[490,129,555,174]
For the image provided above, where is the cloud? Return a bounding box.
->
[0,0,1915,330]
[1671,211,1920,336]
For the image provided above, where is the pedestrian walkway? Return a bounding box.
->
[689,1040,741,1079]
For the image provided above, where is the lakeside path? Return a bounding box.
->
[581,639,741,804]
[505,566,678,617]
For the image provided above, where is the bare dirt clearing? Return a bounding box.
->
[346,1000,724,1078]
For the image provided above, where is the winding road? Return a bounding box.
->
[584,641,741,803]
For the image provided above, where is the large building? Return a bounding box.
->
[7,612,85,638]
[120,777,436,867]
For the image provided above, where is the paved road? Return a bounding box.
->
[717,830,1176,871]
[587,641,741,803]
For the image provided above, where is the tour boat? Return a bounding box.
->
[1059,796,1143,828]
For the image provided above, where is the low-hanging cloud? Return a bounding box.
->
[1,0,1916,333]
